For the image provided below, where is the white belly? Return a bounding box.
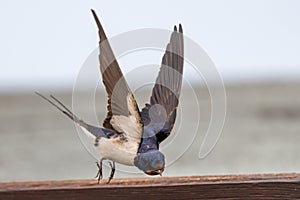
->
[95,137,138,166]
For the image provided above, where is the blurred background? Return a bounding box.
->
[1,0,300,182]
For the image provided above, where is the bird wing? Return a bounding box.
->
[91,10,143,142]
[141,24,184,144]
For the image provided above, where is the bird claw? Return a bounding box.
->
[95,160,115,184]
[107,161,115,184]
[95,161,103,184]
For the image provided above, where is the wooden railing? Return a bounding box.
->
[1,173,300,199]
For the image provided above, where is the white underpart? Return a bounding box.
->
[75,94,143,166]
[95,137,137,166]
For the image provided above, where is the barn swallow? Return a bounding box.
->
[36,9,184,184]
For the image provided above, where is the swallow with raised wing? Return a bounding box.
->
[36,9,184,184]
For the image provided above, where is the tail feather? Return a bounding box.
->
[35,92,115,139]
[35,92,83,125]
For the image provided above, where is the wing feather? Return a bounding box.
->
[91,10,143,141]
[141,24,184,144]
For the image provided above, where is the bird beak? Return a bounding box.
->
[157,169,163,176]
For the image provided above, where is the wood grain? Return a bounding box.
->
[1,173,300,199]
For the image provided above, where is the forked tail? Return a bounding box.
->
[35,92,86,127]
[35,92,114,139]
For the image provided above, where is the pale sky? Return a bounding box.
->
[1,0,300,92]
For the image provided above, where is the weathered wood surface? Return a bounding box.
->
[0,173,300,199]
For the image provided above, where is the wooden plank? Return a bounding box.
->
[0,173,300,199]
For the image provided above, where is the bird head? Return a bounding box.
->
[134,150,165,176]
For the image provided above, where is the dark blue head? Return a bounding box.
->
[134,150,165,175]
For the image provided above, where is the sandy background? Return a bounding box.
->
[0,82,300,182]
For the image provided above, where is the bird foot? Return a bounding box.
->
[107,161,115,184]
[95,161,102,184]
[95,160,115,184]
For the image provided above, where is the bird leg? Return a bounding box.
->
[107,161,115,184]
[95,159,103,184]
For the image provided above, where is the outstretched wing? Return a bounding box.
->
[141,24,184,144]
[91,10,143,142]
